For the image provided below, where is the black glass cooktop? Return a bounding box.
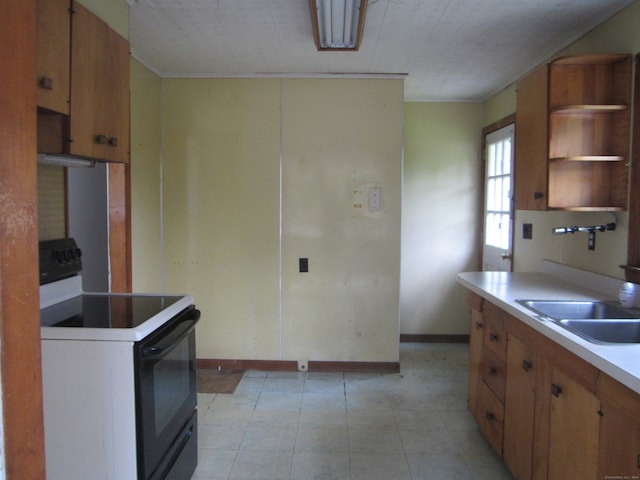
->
[40,294,184,328]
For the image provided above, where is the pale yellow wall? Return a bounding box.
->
[483,83,516,126]
[483,0,640,279]
[281,79,403,362]
[130,59,163,292]
[160,79,282,360]
[156,78,403,361]
[401,103,484,334]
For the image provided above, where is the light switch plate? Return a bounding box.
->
[368,187,381,212]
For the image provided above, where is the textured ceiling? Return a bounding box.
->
[128,0,634,101]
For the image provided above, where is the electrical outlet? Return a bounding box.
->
[299,258,308,273]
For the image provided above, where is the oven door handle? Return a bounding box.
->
[141,309,200,359]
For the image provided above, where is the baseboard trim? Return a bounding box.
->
[197,358,400,373]
[308,361,400,373]
[197,359,298,372]
[400,334,470,343]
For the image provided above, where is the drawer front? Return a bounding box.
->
[483,303,507,360]
[476,380,504,456]
[482,347,506,402]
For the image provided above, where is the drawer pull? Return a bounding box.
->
[551,383,562,398]
[489,332,499,342]
[39,76,53,90]
[108,136,118,147]
[522,360,532,372]
[95,134,107,145]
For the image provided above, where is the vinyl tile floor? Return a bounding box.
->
[192,343,514,480]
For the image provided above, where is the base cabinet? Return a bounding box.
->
[547,367,600,480]
[503,333,536,480]
[466,291,640,480]
[597,374,640,479]
[598,401,640,479]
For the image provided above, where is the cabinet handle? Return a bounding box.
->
[551,383,562,398]
[108,137,118,147]
[637,454,640,469]
[489,332,499,342]
[475,321,483,330]
[522,360,532,372]
[485,411,494,421]
[95,134,107,145]
[39,76,53,90]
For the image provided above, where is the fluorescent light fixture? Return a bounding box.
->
[309,0,367,51]
[37,154,96,168]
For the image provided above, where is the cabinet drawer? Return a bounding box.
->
[482,347,506,402]
[483,303,507,360]
[476,380,504,456]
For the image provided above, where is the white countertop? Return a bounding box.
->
[457,268,640,395]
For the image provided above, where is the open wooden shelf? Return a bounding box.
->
[550,105,627,114]
[549,156,625,163]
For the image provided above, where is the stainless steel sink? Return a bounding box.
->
[516,299,640,344]
[516,300,638,320]
[557,319,640,344]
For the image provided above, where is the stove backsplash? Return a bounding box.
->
[37,164,66,241]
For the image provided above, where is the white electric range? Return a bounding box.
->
[39,238,199,480]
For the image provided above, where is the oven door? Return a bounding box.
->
[135,305,200,480]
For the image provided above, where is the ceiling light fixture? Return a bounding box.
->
[309,0,367,51]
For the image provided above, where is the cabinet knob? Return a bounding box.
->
[475,321,483,330]
[551,383,562,398]
[108,137,118,147]
[95,134,107,145]
[522,360,533,372]
[485,411,495,421]
[489,332,499,342]
[39,76,53,90]
[488,366,497,376]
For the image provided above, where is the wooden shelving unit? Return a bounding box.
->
[515,53,631,211]
[547,53,631,210]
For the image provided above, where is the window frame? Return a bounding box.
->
[479,114,516,271]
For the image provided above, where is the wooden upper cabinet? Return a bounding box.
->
[69,2,130,163]
[36,0,71,114]
[515,64,548,211]
[515,53,631,211]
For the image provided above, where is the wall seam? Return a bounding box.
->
[279,78,284,360]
